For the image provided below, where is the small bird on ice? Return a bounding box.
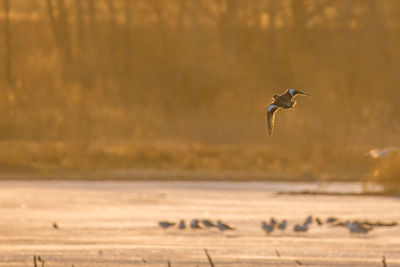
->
[262,221,274,234]
[269,217,277,227]
[304,215,313,225]
[266,89,313,136]
[190,219,202,229]
[159,221,175,229]
[217,220,234,231]
[293,222,308,232]
[178,219,186,229]
[201,219,217,228]
[278,219,287,230]
[346,221,372,234]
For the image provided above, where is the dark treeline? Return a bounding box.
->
[0,0,399,176]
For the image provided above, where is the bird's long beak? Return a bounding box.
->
[300,91,315,97]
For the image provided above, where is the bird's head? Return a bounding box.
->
[273,94,278,100]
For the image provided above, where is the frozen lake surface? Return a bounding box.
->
[0,181,399,266]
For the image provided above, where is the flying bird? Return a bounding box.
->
[266,89,313,136]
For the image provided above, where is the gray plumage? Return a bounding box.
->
[262,221,274,234]
[305,215,312,225]
[202,219,216,228]
[294,223,308,232]
[217,220,234,231]
[159,221,175,229]
[278,219,287,230]
[178,219,186,229]
[347,221,372,234]
[326,217,339,224]
[190,219,202,229]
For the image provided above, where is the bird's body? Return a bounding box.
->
[266,89,313,135]
[202,219,216,228]
[305,215,313,225]
[159,221,175,229]
[178,220,186,229]
[190,219,202,229]
[326,217,339,224]
[347,221,372,234]
[217,220,234,231]
[278,219,287,230]
[294,223,308,232]
[272,89,299,109]
[270,217,277,227]
[366,147,400,159]
[262,221,274,234]
[330,221,347,227]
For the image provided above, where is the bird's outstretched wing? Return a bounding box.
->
[287,89,314,98]
[267,104,280,136]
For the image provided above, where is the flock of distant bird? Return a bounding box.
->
[159,216,397,234]
[159,219,234,231]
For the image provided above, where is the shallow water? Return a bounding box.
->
[0,181,399,266]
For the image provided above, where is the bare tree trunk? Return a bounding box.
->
[367,1,400,103]
[57,0,71,64]
[290,0,307,29]
[3,0,12,87]
[124,0,132,76]
[177,0,187,31]
[106,0,116,31]
[74,0,86,83]
[106,0,117,77]
[45,0,57,38]
[148,0,167,50]
[87,0,97,39]
[225,0,238,68]
[266,0,277,59]
[75,0,85,52]
[45,0,71,79]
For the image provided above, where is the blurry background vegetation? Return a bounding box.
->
[0,0,399,185]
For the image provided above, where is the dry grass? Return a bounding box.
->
[370,153,400,194]
[0,140,372,182]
